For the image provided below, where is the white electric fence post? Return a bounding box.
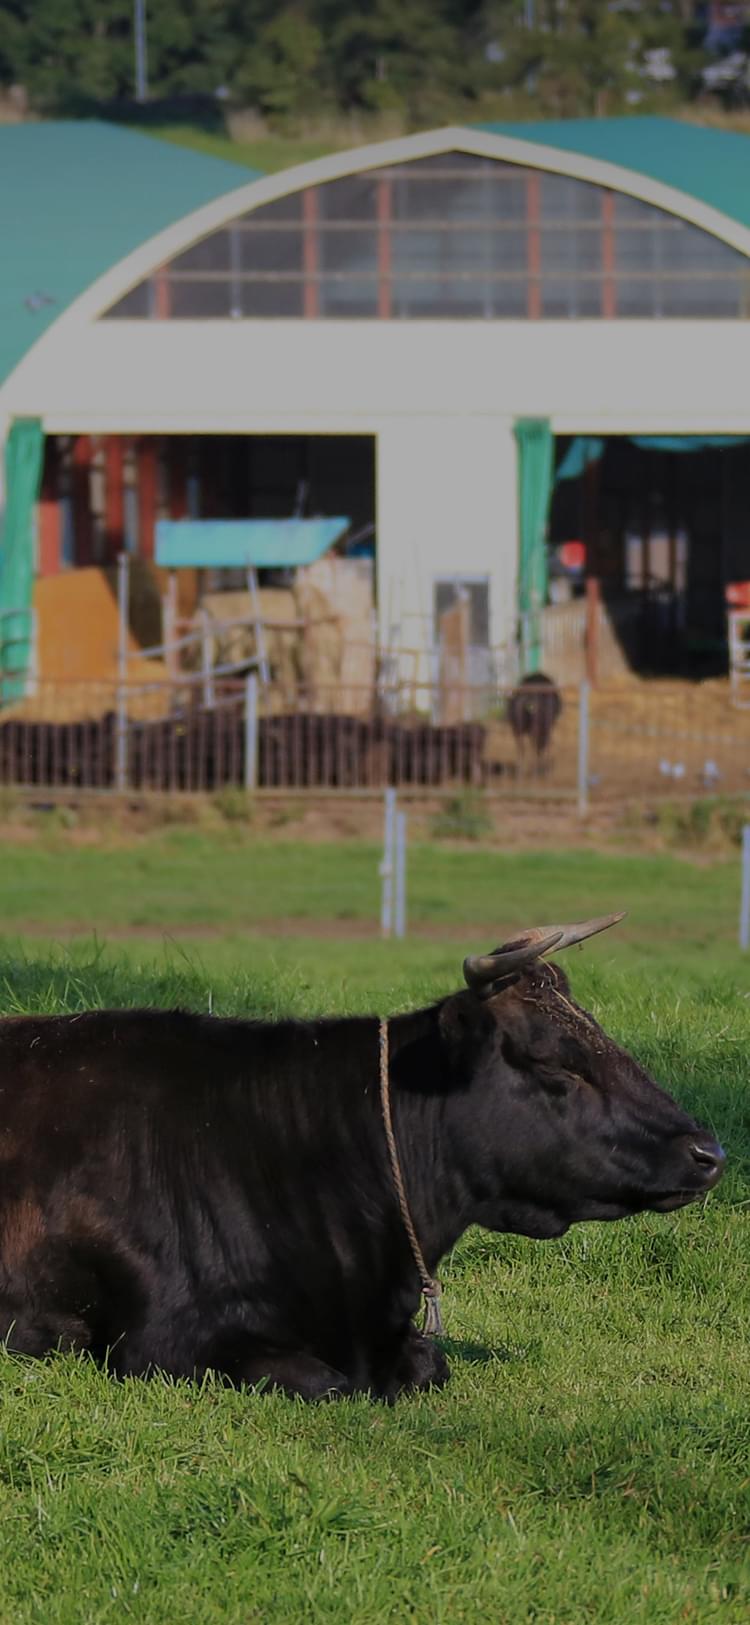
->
[244,671,259,792]
[577,680,590,818]
[380,787,397,937]
[739,824,750,950]
[394,810,407,940]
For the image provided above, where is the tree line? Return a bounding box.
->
[0,2,742,125]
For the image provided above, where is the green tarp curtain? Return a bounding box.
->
[514,417,554,673]
[0,417,44,703]
[556,433,750,482]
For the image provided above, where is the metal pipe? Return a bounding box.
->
[577,679,590,818]
[134,0,148,102]
[244,672,259,791]
[740,824,750,950]
[380,787,397,937]
[394,810,407,939]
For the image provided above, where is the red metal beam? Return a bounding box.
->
[601,190,617,318]
[71,435,93,565]
[104,436,125,562]
[137,438,158,560]
[38,439,61,576]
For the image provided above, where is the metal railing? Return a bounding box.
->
[0,674,749,805]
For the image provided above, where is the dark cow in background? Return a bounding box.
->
[0,915,723,1399]
[508,671,563,776]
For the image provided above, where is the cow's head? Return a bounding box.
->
[440,915,724,1239]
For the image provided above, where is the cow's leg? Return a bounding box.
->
[208,1338,355,1400]
[381,1325,450,1400]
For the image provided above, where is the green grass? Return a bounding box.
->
[145,124,336,174]
[0,837,748,1621]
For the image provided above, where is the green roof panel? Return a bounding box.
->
[0,121,257,385]
[475,116,750,230]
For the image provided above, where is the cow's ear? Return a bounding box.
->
[438,992,494,1072]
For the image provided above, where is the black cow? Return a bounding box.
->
[508,671,563,775]
[0,915,723,1400]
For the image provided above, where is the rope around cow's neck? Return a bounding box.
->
[378,1018,445,1339]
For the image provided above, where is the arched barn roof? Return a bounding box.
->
[476,117,750,231]
[4,115,750,397]
[0,122,257,384]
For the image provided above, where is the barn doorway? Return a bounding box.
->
[549,436,750,677]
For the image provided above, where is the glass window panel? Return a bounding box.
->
[239,226,303,273]
[399,152,497,176]
[317,175,379,222]
[168,279,233,318]
[242,280,304,317]
[318,277,379,316]
[613,193,658,225]
[658,277,743,317]
[391,278,507,318]
[240,194,302,224]
[170,231,232,274]
[540,173,600,222]
[391,226,526,277]
[106,282,151,318]
[663,220,742,273]
[99,153,750,322]
[319,228,378,274]
[491,280,527,316]
[615,224,659,273]
[615,278,658,316]
[541,277,602,317]
[540,226,601,274]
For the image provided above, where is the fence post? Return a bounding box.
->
[740,824,750,950]
[380,787,397,937]
[577,679,590,818]
[115,550,129,792]
[200,609,215,709]
[394,810,407,939]
[244,671,259,792]
[585,576,600,686]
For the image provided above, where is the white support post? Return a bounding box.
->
[163,570,178,689]
[577,680,590,818]
[380,787,397,938]
[115,550,129,792]
[739,824,750,950]
[244,671,259,792]
[394,810,407,940]
[200,608,215,709]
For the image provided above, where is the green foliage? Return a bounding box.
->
[213,786,256,824]
[430,792,493,843]
[0,0,718,124]
[655,797,749,852]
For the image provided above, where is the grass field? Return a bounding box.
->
[0,835,748,1622]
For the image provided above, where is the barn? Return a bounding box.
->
[2,115,750,707]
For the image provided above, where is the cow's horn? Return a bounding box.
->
[523,912,626,952]
[463,913,625,996]
[463,930,565,991]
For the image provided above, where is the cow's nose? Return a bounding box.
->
[689,1140,726,1182]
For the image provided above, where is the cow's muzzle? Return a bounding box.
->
[651,1135,726,1210]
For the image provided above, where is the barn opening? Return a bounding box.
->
[34,432,375,685]
[548,435,750,678]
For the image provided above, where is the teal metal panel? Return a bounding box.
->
[0,122,258,385]
[475,117,750,232]
[155,517,351,569]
